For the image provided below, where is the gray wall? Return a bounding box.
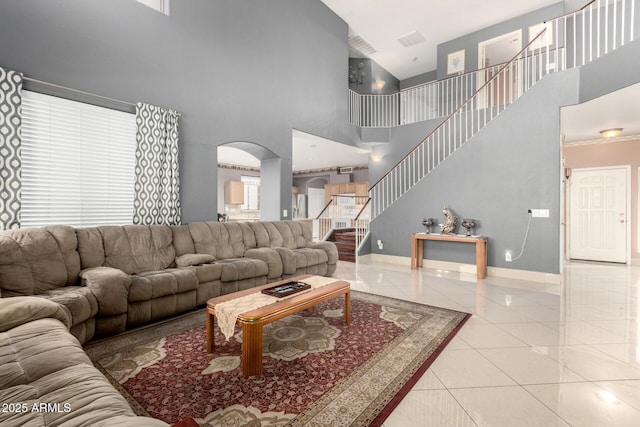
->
[0,0,357,223]
[370,70,581,274]
[436,3,564,80]
[400,70,437,90]
[349,58,399,94]
[578,36,640,103]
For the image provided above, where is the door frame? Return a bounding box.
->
[566,165,631,264]
[477,29,522,108]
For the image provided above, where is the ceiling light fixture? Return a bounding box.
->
[599,128,623,138]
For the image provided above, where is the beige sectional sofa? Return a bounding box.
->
[0,220,338,344]
[0,297,168,426]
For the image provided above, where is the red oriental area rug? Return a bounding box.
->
[85,290,470,426]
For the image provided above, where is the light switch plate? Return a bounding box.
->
[531,209,549,218]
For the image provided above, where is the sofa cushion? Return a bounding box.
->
[98,225,175,275]
[186,263,223,284]
[0,226,80,297]
[76,227,106,269]
[129,269,198,303]
[188,222,256,259]
[170,225,195,256]
[40,286,99,328]
[276,221,309,249]
[0,318,92,389]
[0,296,71,333]
[291,247,329,269]
[244,247,283,279]
[0,317,167,426]
[248,222,285,248]
[216,258,269,282]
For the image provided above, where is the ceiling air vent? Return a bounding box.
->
[338,166,354,174]
[348,35,377,56]
[397,30,426,48]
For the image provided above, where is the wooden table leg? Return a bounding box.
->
[344,289,351,325]
[411,234,417,269]
[476,240,487,279]
[242,322,263,377]
[417,237,424,268]
[206,309,215,353]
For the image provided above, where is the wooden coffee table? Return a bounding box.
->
[206,275,351,376]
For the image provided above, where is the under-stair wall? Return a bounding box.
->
[579,34,640,103]
[370,69,581,274]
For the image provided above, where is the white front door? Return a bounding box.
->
[569,167,628,263]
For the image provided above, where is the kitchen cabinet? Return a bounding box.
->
[224,181,244,205]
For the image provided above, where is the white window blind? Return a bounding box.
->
[21,91,137,228]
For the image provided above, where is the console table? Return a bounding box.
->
[411,233,488,279]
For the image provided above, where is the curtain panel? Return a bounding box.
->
[133,102,181,225]
[0,66,22,230]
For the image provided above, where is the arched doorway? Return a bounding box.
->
[217,141,282,221]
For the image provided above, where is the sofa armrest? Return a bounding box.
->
[273,247,296,275]
[175,253,216,267]
[80,267,131,316]
[305,241,339,264]
[0,296,71,332]
[245,247,283,279]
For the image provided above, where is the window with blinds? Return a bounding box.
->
[20,91,137,228]
[241,175,260,211]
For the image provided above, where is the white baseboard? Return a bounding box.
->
[359,253,561,285]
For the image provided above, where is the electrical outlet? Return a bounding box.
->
[283,209,288,217]
[377,240,383,250]
[505,251,512,262]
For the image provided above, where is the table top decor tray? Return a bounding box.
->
[261,281,311,298]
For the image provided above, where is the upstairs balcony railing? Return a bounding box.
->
[350,63,511,128]
[350,0,636,129]
[368,0,638,220]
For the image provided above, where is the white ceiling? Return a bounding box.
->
[321,0,560,80]
[562,82,640,143]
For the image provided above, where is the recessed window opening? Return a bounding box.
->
[241,175,260,211]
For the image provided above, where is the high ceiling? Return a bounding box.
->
[321,0,562,80]
[219,0,639,171]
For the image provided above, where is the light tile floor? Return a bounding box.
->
[333,259,640,427]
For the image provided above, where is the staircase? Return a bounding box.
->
[323,0,638,260]
[315,196,371,262]
[367,0,637,221]
[328,228,357,262]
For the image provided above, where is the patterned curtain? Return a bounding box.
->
[0,67,22,230]
[133,102,181,225]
